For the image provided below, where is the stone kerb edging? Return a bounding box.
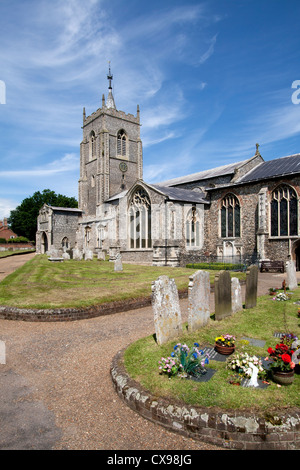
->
[110,349,300,450]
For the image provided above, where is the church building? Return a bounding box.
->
[36,69,300,269]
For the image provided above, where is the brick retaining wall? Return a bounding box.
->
[110,349,300,450]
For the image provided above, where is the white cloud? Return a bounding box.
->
[0,198,19,219]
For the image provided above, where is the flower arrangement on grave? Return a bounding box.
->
[215,334,236,347]
[226,352,265,379]
[266,337,295,373]
[273,292,290,301]
[269,287,279,295]
[158,342,209,379]
[214,334,236,355]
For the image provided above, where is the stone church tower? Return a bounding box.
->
[78,65,143,216]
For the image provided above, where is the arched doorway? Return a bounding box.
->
[41,232,48,254]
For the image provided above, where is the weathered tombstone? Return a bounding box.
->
[47,246,59,258]
[84,249,94,261]
[62,251,70,260]
[0,340,6,364]
[231,277,243,313]
[245,265,258,309]
[286,260,298,290]
[97,250,106,261]
[72,248,83,261]
[114,254,123,272]
[188,270,210,331]
[152,275,182,345]
[214,270,232,320]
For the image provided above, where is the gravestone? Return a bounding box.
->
[214,270,232,320]
[62,251,70,260]
[245,265,258,309]
[97,250,106,261]
[286,260,298,290]
[114,254,123,272]
[231,277,243,313]
[188,270,210,331]
[72,248,83,261]
[152,275,182,345]
[0,340,6,364]
[84,249,94,261]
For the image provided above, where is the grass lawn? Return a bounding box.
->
[124,292,300,412]
[0,254,245,309]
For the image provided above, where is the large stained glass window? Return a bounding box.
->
[129,188,151,249]
[221,194,240,238]
[270,185,298,237]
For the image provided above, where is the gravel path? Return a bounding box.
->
[0,254,297,450]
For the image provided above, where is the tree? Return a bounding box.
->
[8,189,78,241]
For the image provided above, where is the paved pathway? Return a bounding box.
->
[0,255,299,450]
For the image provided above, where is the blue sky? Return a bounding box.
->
[1,0,300,219]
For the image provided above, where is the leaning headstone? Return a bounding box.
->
[286,260,298,290]
[114,254,123,272]
[84,249,94,261]
[214,270,232,320]
[231,277,243,313]
[188,270,210,331]
[245,265,258,309]
[0,341,6,364]
[152,275,182,345]
[72,248,83,261]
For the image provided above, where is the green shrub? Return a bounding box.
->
[186,262,244,271]
[7,236,30,243]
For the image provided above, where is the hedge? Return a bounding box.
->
[186,262,245,271]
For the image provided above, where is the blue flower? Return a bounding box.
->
[171,352,175,357]
[192,352,198,358]
[194,342,199,347]
[204,358,209,364]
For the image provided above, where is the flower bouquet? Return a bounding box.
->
[215,334,236,355]
[226,352,265,379]
[159,342,209,379]
[273,292,290,301]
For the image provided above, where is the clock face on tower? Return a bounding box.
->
[119,162,128,172]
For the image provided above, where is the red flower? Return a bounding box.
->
[267,347,275,355]
[281,353,291,363]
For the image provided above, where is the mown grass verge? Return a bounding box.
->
[0,254,245,309]
[124,292,300,412]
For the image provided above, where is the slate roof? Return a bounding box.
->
[156,160,246,187]
[150,184,209,204]
[236,153,300,183]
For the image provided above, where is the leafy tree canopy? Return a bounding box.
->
[8,189,78,241]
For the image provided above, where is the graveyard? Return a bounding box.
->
[123,286,299,410]
[0,254,245,309]
[0,254,299,449]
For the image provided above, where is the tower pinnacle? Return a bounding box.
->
[106,62,116,109]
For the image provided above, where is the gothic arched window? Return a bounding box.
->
[270,185,298,237]
[221,194,240,238]
[89,131,96,160]
[117,129,127,158]
[129,188,151,249]
[186,206,200,247]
